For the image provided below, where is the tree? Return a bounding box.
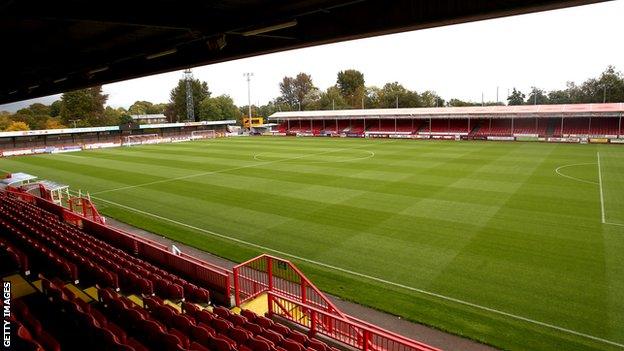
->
[50,100,61,117]
[336,69,366,108]
[420,90,445,107]
[0,112,12,130]
[277,73,316,110]
[150,103,168,114]
[28,103,50,116]
[376,82,421,108]
[164,103,177,123]
[507,88,525,105]
[127,101,167,115]
[199,95,241,121]
[448,98,481,107]
[588,65,624,103]
[102,106,123,125]
[60,86,108,127]
[128,101,154,115]
[119,113,134,124]
[547,89,571,104]
[317,86,349,110]
[169,79,210,121]
[526,87,549,105]
[44,118,65,129]
[256,102,281,118]
[12,103,52,130]
[6,121,29,131]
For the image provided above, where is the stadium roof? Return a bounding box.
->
[0,0,605,104]
[268,103,624,120]
[1,172,38,186]
[0,120,235,138]
[130,114,167,119]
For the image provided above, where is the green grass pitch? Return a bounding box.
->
[1,137,623,351]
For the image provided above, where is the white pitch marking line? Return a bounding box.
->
[597,152,606,224]
[554,163,598,185]
[80,191,624,349]
[253,150,375,163]
[91,143,383,195]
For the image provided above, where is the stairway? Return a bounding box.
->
[546,118,557,137]
[469,123,481,136]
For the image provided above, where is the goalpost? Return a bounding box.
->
[123,134,160,146]
[191,130,216,140]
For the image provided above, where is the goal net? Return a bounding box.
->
[191,130,216,140]
[123,134,160,146]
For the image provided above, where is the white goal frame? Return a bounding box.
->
[123,133,160,146]
[191,130,216,140]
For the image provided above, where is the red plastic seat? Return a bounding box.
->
[247,337,272,351]
[213,306,231,319]
[263,329,284,344]
[308,338,329,351]
[189,341,211,351]
[255,315,273,328]
[289,330,309,344]
[172,313,195,333]
[195,310,214,325]
[229,326,251,345]
[212,317,233,333]
[182,301,200,317]
[270,323,291,337]
[210,335,236,351]
[169,328,191,348]
[191,324,214,347]
[240,309,257,322]
[282,338,305,351]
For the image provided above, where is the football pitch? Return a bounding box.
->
[1,137,623,351]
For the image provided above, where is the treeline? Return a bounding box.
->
[507,66,624,105]
[244,66,623,117]
[1,66,622,131]
[251,70,445,117]
[0,81,241,131]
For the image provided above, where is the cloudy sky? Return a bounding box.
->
[2,1,623,112]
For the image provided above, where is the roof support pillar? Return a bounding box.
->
[511,116,514,135]
[535,118,538,135]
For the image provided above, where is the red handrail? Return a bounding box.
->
[233,254,346,318]
[268,292,440,351]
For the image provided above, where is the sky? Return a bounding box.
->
[1,1,623,112]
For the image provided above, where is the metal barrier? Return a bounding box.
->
[234,254,441,351]
[233,254,345,317]
[269,293,440,351]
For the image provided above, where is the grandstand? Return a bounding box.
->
[1,177,439,351]
[270,103,624,143]
[0,120,234,157]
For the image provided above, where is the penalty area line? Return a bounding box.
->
[85,192,624,349]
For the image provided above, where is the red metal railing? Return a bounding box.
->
[234,254,441,351]
[268,293,440,351]
[233,254,345,317]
